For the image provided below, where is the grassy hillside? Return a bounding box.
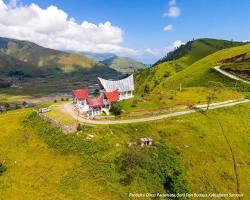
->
[1,103,249,199]
[155,43,250,92]
[0,52,36,74]
[0,37,98,72]
[221,53,250,81]
[0,37,122,77]
[80,52,117,61]
[136,38,244,94]
[102,56,146,74]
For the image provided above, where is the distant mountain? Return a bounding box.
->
[79,52,117,61]
[0,37,123,93]
[101,56,146,74]
[0,37,121,77]
[136,38,245,94]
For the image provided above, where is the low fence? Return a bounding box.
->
[38,113,78,134]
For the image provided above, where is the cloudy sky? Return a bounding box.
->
[0,0,249,63]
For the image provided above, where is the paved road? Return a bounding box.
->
[63,99,250,125]
[214,66,250,84]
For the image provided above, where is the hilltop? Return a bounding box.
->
[136,38,245,94]
[153,43,250,92]
[79,52,117,61]
[101,56,146,74]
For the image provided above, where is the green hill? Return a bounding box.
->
[0,52,37,75]
[136,38,244,94]
[0,37,122,94]
[154,43,250,92]
[80,52,117,61]
[102,56,146,74]
[0,37,122,76]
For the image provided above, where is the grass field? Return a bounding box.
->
[46,105,77,125]
[0,110,121,200]
[118,87,243,117]
[1,102,249,199]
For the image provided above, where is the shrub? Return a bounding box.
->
[110,102,122,116]
[0,162,7,176]
[245,92,250,99]
[163,71,170,78]
[131,99,138,107]
[22,101,27,107]
[61,98,65,101]
[54,99,57,103]
[144,84,150,94]
[115,144,189,195]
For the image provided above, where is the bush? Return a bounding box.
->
[0,162,7,176]
[163,71,170,78]
[22,101,27,107]
[61,98,65,101]
[144,84,150,94]
[245,92,250,99]
[110,102,122,116]
[115,144,189,195]
[54,99,57,103]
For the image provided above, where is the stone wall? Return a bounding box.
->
[38,113,78,134]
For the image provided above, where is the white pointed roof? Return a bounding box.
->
[98,74,134,92]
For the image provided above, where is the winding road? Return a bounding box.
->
[213,66,250,84]
[63,99,250,125]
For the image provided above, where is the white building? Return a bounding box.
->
[98,74,134,100]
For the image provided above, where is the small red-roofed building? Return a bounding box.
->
[72,88,89,112]
[104,89,120,103]
[86,95,105,116]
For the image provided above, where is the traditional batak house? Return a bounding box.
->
[98,74,134,100]
[72,75,134,117]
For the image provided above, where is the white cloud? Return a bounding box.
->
[164,6,181,18]
[164,24,173,32]
[172,40,184,48]
[0,0,138,55]
[0,1,184,64]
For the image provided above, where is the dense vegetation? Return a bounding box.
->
[115,145,189,195]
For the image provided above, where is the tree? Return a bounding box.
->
[0,162,7,176]
[144,84,150,94]
[206,81,224,112]
[110,102,122,116]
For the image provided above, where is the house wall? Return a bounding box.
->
[119,90,134,100]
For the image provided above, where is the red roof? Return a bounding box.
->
[87,95,104,109]
[104,89,120,103]
[73,88,88,99]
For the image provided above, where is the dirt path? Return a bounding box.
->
[63,99,250,125]
[214,66,250,84]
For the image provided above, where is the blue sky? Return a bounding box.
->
[1,0,250,63]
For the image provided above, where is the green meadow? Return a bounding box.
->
[1,102,249,199]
